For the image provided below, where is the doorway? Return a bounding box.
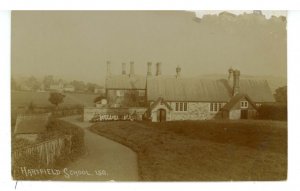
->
[157,109,166,122]
[241,110,248,119]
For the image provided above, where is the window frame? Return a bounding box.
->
[213,103,217,111]
[184,102,188,111]
[175,102,179,111]
[174,102,188,112]
[240,101,249,109]
[210,102,223,112]
[180,102,183,111]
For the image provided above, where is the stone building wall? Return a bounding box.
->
[169,102,216,121]
[229,109,241,120]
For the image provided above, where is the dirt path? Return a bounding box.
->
[53,115,139,181]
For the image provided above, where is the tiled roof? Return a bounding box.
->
[147,77,231,102]
[14,113,50,134]
[210,78,275,103]
[106,75,146,90]
[238,79,275,102]
[106,73,276,103]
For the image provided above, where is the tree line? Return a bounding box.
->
[11,75,103,93]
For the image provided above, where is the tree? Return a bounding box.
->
[257,103,287,121]
[25,76,40,91]
[43,75,54,89]
[11,77,19,90]
[274,86,287,104]
[27,101,35,113]
[71,80,86,92]
[48,92,65,108]
[87,83,96,93]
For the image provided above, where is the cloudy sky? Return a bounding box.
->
[11,11,287,84]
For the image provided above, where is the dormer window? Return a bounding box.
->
[240,101,248,108]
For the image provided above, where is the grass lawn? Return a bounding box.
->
[90,120,287,181]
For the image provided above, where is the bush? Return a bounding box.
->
[42,118,85,158]
[257,103,287,121]
[57,120,85,158]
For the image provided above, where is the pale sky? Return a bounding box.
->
[11,11,287,84]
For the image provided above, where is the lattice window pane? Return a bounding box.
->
[184,102,187,111]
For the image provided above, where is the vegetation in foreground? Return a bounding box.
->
[12,119,85,180]
[90,120,287,181]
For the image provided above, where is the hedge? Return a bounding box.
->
[257,103,287,121]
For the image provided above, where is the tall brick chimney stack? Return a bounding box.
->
[147,62,152,76]
[176,66,181,78]
[130,61,135,77]
[106,61,111,77]
[228,67,233,81]
[156,62,162,76]
[122,62,126,75]
[232,69,240,96]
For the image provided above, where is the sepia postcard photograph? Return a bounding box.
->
[11,10,287,181]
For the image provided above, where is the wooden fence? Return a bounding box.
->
[13,135,72,166]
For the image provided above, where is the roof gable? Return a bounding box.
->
[222,94,257,111]
[149,97,172,111]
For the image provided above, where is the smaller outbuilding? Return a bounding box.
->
[221,94,258,120]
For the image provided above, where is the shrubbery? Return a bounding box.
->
[42,118,85,158]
